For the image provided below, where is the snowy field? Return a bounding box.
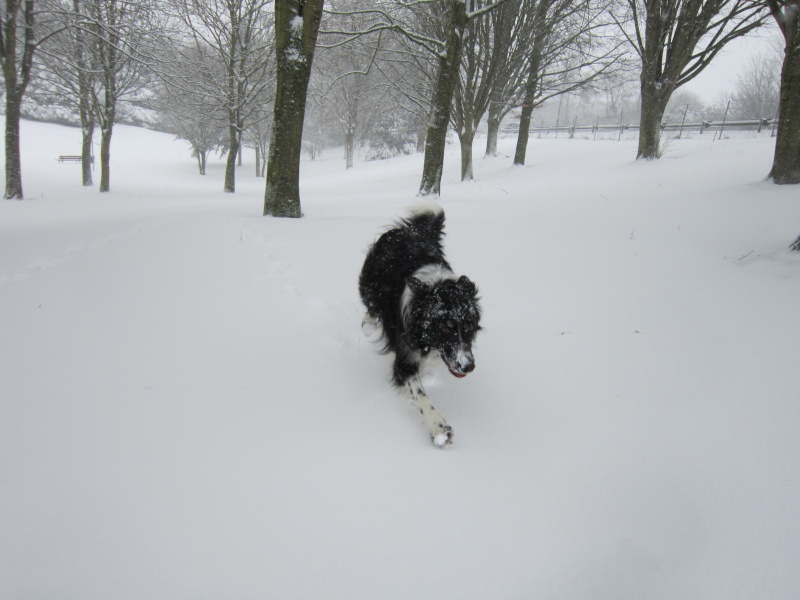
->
[2,118,799,600]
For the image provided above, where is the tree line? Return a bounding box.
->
[1,0,799,220]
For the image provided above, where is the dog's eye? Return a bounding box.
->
[441,326,450,334]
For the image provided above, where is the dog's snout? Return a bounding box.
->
[457,349,475,373]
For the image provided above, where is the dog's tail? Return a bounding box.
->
[404,203,445,239]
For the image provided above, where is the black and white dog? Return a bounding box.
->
[359,204,482,447]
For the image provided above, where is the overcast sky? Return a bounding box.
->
[684,25,783,103]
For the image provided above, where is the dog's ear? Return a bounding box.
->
[457,275,478,296]
[407,277,431,295]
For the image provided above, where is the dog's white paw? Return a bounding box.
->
[431,425,453,448]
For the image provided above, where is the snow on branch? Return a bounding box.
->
[320,6,443,54]
[465,0,512,20]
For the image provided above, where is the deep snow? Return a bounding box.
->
[1,119,799,600]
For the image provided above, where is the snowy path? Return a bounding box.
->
[2,120,799,599]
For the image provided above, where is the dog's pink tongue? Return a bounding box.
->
[450,368,467,378]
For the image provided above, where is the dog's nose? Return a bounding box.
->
[457,350,475,373]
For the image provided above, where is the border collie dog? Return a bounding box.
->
[359,204,482,447]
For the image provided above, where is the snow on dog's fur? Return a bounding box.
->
[359,204,482,447]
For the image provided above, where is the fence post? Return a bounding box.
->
[717,99,731,141]
[554,95,563,139]
[618,111,624,141]
[678,104,689,139]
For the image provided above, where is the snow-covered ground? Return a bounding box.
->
[2,119,799,600]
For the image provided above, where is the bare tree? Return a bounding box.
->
[306,0,477,192]
[418,0,469,196]
[312,0,377,168]
[320,0,443,155]
[35,0,98,186]
[453,0,530,178]
[2,0,37,199]
[732,50,781,119]
[244,102,272,177]
[417,1,512,194]
[664,88,705,117]
[482,0,536,157]
[78,0,155,193]
[615,0,768,160]
[157,72,227,175]
[263,0,325,218]
[702,89,736,119]
[766,0,800,184]
[512,0,627,166]
[167,0,273,193]
[596,71,640,121]
[367,11,437,154]
[313,24,386,170]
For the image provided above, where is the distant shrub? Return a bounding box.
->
[366,115,418,161]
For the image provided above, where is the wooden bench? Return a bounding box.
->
[57,155,83,163]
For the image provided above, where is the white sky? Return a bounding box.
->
[684,25,784,102]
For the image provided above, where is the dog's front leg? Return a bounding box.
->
[406,375,453,448]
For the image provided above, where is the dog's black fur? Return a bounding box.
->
[359,204,481,447]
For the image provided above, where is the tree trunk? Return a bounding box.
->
[99,124,113,193]
[513,99,535,166]
[513,52,543,165]
[263,0,325,218]
[458,128,475,181]
[2,0,35,200]
[513,0,550,167]
[81,119,94,186]
[768,20,800,184]
[76,0,94,188]
[255,144,260,177]
[485,101,501,158]
[97,26,117,194]
[637,79,671,160]
[418,0,468,196]
[416,121,426,153]
[513,53,545,165]
[344,127,354,170]
[224,123,239,193]
[4,94,24,199]
[194,143,207,175]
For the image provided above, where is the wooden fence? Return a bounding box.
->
[502,117,777,139]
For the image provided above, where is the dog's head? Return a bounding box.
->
[405,275,482,378]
